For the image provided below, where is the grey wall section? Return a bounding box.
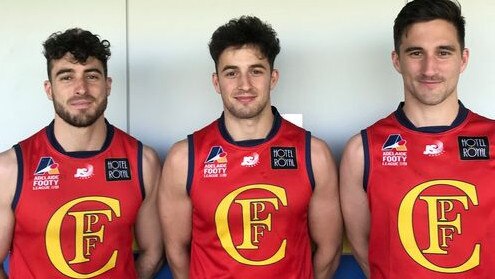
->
[1,0,494,162]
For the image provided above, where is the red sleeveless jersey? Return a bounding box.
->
[10,121,144,279]
[188,108,314,278]
[364,103,495,278]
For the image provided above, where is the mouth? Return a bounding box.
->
[418,79,443,89]
[234,95,256,104]
[69,98,94,110]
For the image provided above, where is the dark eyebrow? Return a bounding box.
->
[220,65,238,73]
[438,45,457,52]
[54,68,74,77]
[83,68,104,76]
[249,64,268,70]
[220,64,268,72]
[404,47,423,53]
[54,67,103,77]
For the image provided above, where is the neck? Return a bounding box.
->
[223,106,274,142]
[402,96,460,127]
[53,116,107,152]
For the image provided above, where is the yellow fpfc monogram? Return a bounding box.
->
[398,179,480,273]
[215,184,288,265]
[45,196,121,278]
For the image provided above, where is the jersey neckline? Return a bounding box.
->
[393,100,469,133]
[217,106,282,147]
[45,119,115,158]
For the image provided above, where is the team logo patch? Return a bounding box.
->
[241,152,260,167]
[34,157,60,175]
[74,164,94,179]
[271,147,297,169]
[205,146,228,163]
[382,134,407,166]
[105,159,131,181]
[203,146,228,178]
[423,141,444,156]
[33,157,60,190]
[458,136,489,160]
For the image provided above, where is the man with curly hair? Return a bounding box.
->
[159,16,342,279]
[0,28,162,279]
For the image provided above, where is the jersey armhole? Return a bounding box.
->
[305,131,316,191]
[186,134,194,195]
[137,141,146,200]
[12,144,24,210]
[361,129,370,192]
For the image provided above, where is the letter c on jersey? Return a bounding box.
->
[398,179,480,273]
[215,184,287,265]
[45,196,121,278]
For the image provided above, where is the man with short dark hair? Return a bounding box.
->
[159,16,342,279]
[341,0,495,277]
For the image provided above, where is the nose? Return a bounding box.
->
[74,77,88,95]
[237,72,252,91]
[421,54,437,77]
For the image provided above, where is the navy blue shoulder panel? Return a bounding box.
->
[137,141,145,201]
[12,144,24,210]
[361,129,370,192]
[186,134,194,195]
[305,131,316,191]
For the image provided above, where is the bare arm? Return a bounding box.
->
[158,140,191,279]
[0,149,18,279]
[309,137,343,279]
[340,134,370,278]
[134,145,163,279]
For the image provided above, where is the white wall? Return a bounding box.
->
[1,0,493,162]
[0,0,127,148]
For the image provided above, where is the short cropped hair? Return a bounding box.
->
[393,0,465,53]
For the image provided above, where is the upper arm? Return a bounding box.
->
[134,145,162,255]
[158,140,192,252]
[0,149,18,263]
[308,136,343,253]
[339,133,370,271]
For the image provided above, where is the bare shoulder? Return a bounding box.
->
[340,133,365,191]
[0,148,18,204]
[309,136,338,191]
[163,139,189,170]
[140,145,161,196]
[0,148,17,169]
[341,133,364,165]
[141,144,161,170]
[310,136,336,168]
[160,139,189,193]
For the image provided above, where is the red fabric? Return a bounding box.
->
[366,111,495,278]
[189,118,313,278]
[10,126,142,279]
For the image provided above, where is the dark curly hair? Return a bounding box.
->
[209,16,280,71]
[394,0,465,54]
[43,28,111,80]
